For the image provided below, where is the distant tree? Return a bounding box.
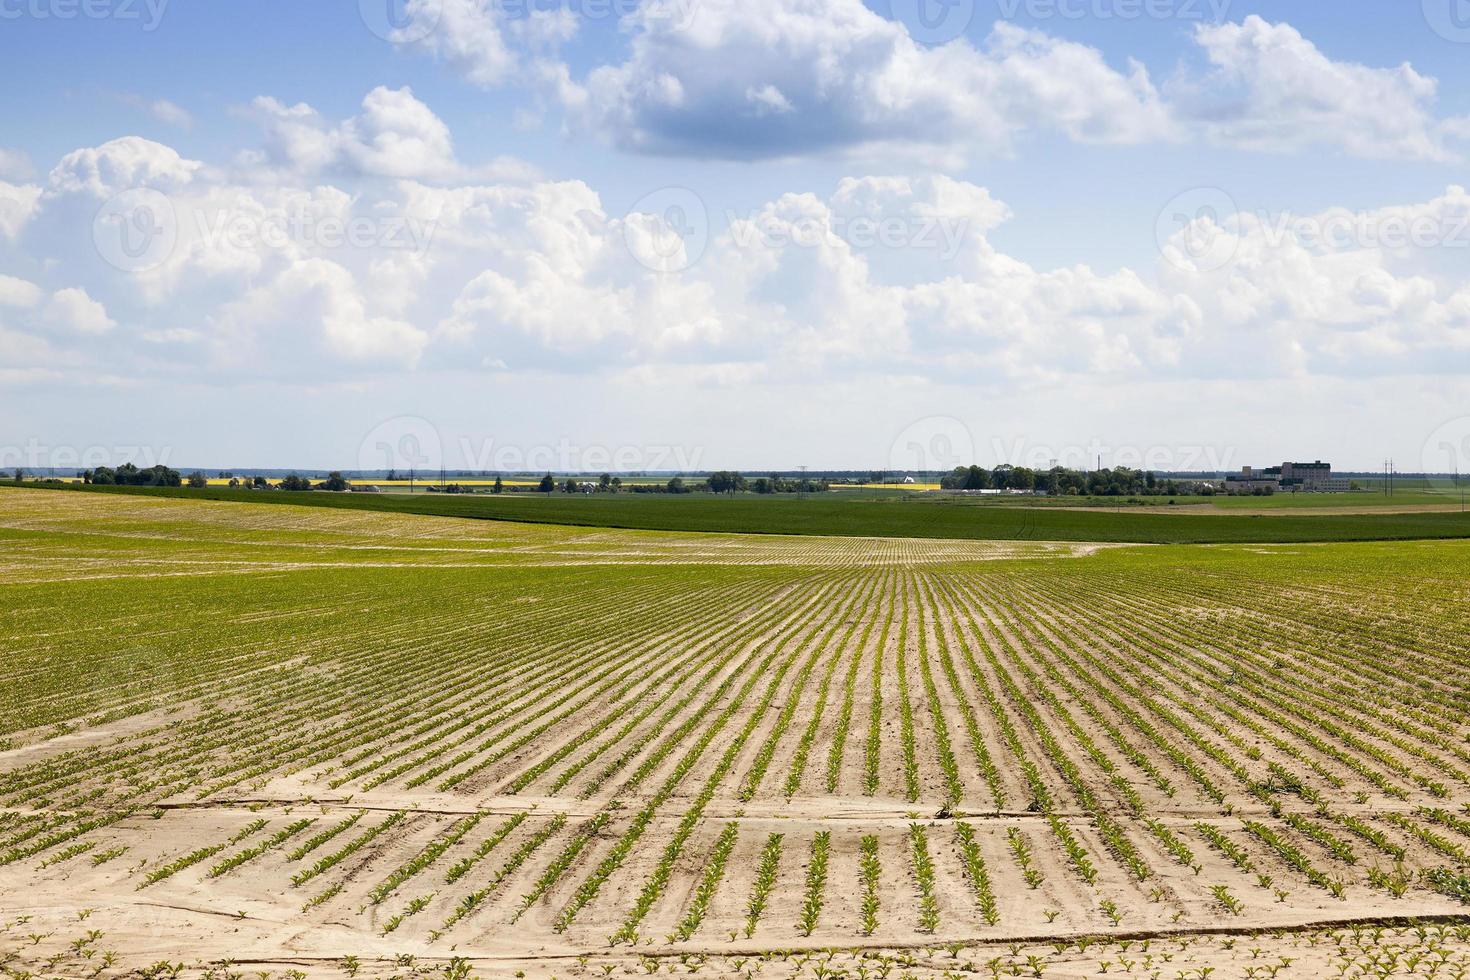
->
[599,473,613,492]
[666,476,688,494]
[228,478,240,488]
[611,476,622,492]
[708,471,747,495]
[321,472,349,492]
[492,476,504,494]
[104,463,181,487]
[251,476,269,489]
[186,471,208,488]
[562,478,579,494]
[538,474,555,493]
[279,474,313,491]
[12,468,23,483]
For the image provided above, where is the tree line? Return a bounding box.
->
[938,464,1209,496]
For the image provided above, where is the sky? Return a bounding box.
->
[2,0,1470,474]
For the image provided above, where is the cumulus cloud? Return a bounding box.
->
[393,0,519,87]
[249,86,459,180]
[46,137,201,198]
[7,124,1470,391]
[43,288,115,335]
[565,1,1172,159]
[0,181,42,238]
[383,4,1464,165]
[208,258,428,369]
[1157,185,1470,374]
[1178,16,1465,161]
[245,86,531,183]
[0,274,43,309]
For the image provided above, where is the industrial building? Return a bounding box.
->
[1225,461,1352,493]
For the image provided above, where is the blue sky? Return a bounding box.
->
[2,0,1470,472]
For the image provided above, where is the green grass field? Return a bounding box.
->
[2,489,1470,977]
[18,480,1470,544]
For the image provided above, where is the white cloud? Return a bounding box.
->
[1181,16,1461,162]
[0,181,42,238]
[247,86,525,182]
[147,99,194,129]
[393,0,519,87]
[44,288,115,335]
[113,93,194,129]
[209,258,428,369]
[46,137,201,198]
[565,1,1172,159]
[0,274,43,309]
[384,5,1466,167]
[6,127,1470,391]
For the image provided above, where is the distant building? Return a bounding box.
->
[1226,461,1351,493]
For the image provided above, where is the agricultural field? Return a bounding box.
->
[1,488,1469,980]
[33,482,1470,544]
